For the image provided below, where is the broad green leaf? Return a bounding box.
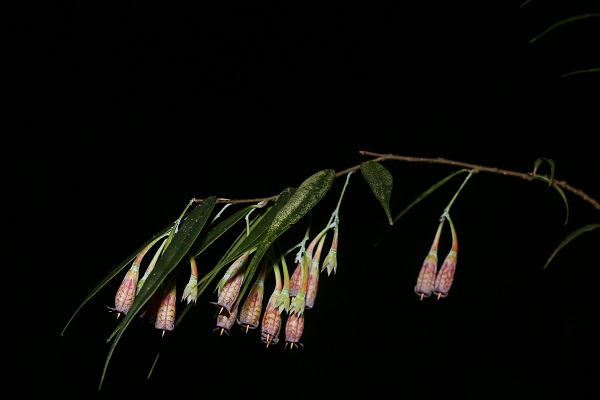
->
[360,161,394,225]
[544,223,600,269]
[61,222,174,336]
[265,169,336,241]
[98,196,216,390]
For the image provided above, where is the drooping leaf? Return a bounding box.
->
[360,161,394,225]
[533,157,555,186]
[544,223,600,269]
[98,196,216,390]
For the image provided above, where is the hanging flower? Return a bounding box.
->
[260,288,282,347]
[214,296,241,336]
[434,216,458,299]
[238,262,267,332]
[284,311,305,349]
[261,261,283,347]
[155,277,177,336]
[210,251,249,316]
[415,220,445,300]
[110,263,139,318]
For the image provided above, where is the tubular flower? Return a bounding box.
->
[260,288,282,347]
[284,311,305,349]
[237,263,267,332]
[110,263,139,318]
[155,278,177,336]
[214,252,249,297]
[210,251,249,316]
[215,296,241,336]
[434,216,458,299]
[261,261,283,347]
[415,220,445,300]
[109,234,168,318]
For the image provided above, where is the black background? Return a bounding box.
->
[28,1,599,398]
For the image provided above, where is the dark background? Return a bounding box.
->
[29,1,599,398]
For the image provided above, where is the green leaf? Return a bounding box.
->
[529,13,600,44]
[562,67,600,78]
[360,161,394,225]
[533,157,555,186]
[98,196,216,390]
[265,169,336,241]
[544,223,600,269]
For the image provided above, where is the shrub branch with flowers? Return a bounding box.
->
[61,151,600,391]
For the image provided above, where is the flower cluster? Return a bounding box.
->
[212,219,339,349]
[414,214,458,300]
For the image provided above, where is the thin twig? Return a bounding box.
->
[193,151,600,213]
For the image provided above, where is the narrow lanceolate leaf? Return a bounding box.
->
[360,161,394,225]
[529,13,600,44]
[98,197,216,391]
[533,157,555,186]
[544,223,600,269]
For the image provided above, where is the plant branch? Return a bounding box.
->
[193,151,600,213]
[359,151,600,213]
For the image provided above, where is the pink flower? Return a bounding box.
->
[155,278,177,336]
[110,263,139,318]
[237,263,267,332]
[415,221,444,300]
[210,252,249,316]
[260,288,282,347]
[214,297,241,336]
[434,216,458,299]
[284,312,305,349]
